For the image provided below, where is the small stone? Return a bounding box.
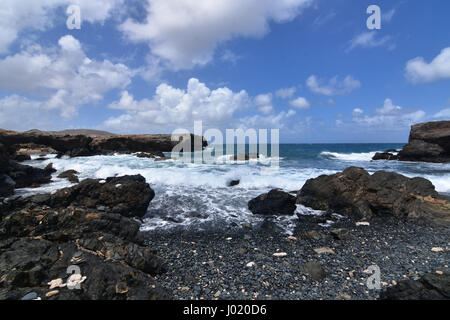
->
[330,228,350,240]
[246,262,256,268]
[337,293,352,300]
[21,292,38,300]
[314,247,335,255]
[436,270,444,275]
[431,247,444,252]
[301,261,327,281]
[273,252,288,257]
[226,237,232,241]
[45,290,59,297]
[214,290,221,298]
[287,236,297,241]
[48,278,65,289]
[356,221,370,226]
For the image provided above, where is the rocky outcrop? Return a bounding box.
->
[297,167,450,226]
[373,121,450,163]
[380,272,450,300]
[57,170,79,183]
[25,175,155,219]
[248,189,297,216]
[372,152,399,161]
[0,129,207,158]
[0,175,169,300]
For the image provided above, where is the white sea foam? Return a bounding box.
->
[320,151,379,162]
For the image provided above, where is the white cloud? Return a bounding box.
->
[306,75,361,96]
[276,87,296,99]
[0,35,134,119]
[0,95,53,131]
[254,93,274,115]
[405,47,450,83]
[289,97,310,109]
[240,109,297,130]
[351,99,426,129]
[347,31,392,51]
[433,108,450,119]
[0,0,124,53]
[104,78,251,132]
[119,0,314,70]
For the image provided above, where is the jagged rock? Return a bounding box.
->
[37,175,154,218]
[380,272,450,300]
[372,152,399,161]
[0,175,169,300]
[248,189,297,216]
[298,167,450,226]
[136,151,166,159]
[6,161,52,189]
[57,170,79,183]
[12,154,31,162]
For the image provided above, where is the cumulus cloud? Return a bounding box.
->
[240,109,297,131]
[306,75,361,96]
[104,78,251,132]
[289,97,310,109]
[254,94,274,115]
[347,31,392,51]
[433,108,450,119]
[351,99,426,129]
[405,47,450,83]
[0,35,134,119]
[119,0,314,70]
[276,87,296,99]
[0,0,124,53]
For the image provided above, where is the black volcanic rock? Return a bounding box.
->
[0,175,169,300]
[297,167,450,226]
[0,129,207,158]
[248,189,297,216]
[34,175,154,218]
[372,152,399,161]
[397,121,450,163]
[380,272,450,300]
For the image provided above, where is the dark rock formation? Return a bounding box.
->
[380,272,450,300]
[57,170,79,183]
[0,174,15,197]
[136,151,166,159]
[0,175,169,300]
[0,129,207,158]
[28,175,154,218]
[227,180,240,187]
[397,121,450,163]
[372,152,399,161]
[248,189,297,216]
[6,161,53,189]
[298,167,450,226]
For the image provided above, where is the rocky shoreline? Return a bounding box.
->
[0,124,449,300]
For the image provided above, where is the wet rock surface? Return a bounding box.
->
[297,167,450,226]
[0,175,169,300]
[248,189,297,216]
[24,174,155,218]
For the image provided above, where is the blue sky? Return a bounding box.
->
[0,0,449,143]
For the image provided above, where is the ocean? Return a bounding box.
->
[16,143,450,234]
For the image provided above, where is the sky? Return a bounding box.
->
[0,0,449,143]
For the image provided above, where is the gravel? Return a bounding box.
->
[144,215,449,300]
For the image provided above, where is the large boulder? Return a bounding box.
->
[0,174,15,197]
[248,189,297,216]
[297,167,450,226]
[37,175,154,218]
[0,202,168,300]
[397,121,450,163]
[6,161,53,188]
[380,272,450,300]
